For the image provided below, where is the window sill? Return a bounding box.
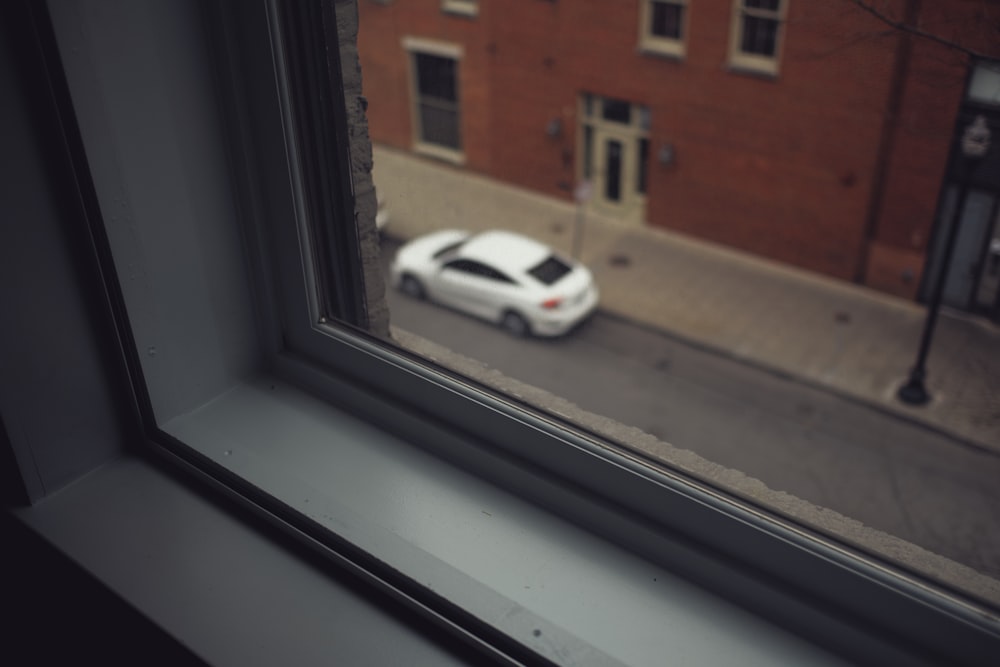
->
[726,59,779,80]
[10,457,476,666]
[637,40,686,62]
[441,2,479,19]
[36,374,841,666]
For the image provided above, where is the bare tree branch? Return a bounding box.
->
[846,0,999,61]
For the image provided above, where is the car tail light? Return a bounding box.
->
[541,298,563,310]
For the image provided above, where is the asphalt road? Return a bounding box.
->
[380,238,1000,581]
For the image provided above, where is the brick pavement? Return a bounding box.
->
[372,146,1000,453]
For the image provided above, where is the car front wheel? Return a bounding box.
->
[500,310,530,338]
[400,274,425,300]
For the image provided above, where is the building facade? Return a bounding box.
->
[357,0,1000,320]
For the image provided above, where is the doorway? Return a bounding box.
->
[924,188,1000,318]
[578,94,649,223]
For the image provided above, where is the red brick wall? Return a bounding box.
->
[357,1,493,169]
[356,0,989,293]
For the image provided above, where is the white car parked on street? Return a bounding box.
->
[390,229,599,337]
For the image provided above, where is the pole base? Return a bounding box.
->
[897,377,930,405]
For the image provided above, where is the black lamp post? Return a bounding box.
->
[898,115,992,405]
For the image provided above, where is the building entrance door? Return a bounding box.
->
[593,127,635,217]
[578,93,649,224]
[925,188,1000,320]
[922,62,1000,321]
[973,204,1000,313]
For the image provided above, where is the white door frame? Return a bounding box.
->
[578,94,649,224]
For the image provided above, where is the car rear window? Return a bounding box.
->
[432,239,467,260]
[528,256,572,285]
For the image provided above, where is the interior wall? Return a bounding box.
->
[46,0,264,425]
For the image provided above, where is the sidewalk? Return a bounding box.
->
[372,146,1000,453]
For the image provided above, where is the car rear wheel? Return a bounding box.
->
[500,311,530,337]
[400,274,425,300]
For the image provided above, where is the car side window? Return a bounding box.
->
[442,259,475,274]
[443,259,516,284]
[481,265,516,284]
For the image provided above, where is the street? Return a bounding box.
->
[380,237,1000,581]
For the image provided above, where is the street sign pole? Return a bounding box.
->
[898,115,991,405]
[572,180,592,260]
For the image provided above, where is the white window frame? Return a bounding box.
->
[638,0,689,59]
[403,37,465,164]
[19,0,1000,664]
[728,0,786,76]
[441,0,479,18]
[268,10,1000,664]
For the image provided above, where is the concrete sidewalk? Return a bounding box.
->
[372,146,1000,453]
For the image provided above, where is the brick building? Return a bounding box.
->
[356,0,1000,320]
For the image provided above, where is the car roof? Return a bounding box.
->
[457,230,552,275]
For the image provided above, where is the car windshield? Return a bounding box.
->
[527,255,573,285]
[432,239,467,260]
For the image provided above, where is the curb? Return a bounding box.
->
[596,306,1000,458]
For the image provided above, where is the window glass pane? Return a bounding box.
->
[602,97,631,123]
[432,239,468,259]
[638,105,651,131]
[744,0,780,10]
[489,268,515,283]
[651,2,684,40]
[638,138,649,195]
[528,256,573,285]
[604,139,622,201]
[358,0,1000,617]
[741,16,778,56]
[415,53,457,101]
[419,102,461,149]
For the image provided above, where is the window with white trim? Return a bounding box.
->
[729,0,785,75]
[639,0,688,58]
[406,38,464,162]
[18,0,1000,664]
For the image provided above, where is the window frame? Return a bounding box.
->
[728,0,786,76]
[263,11,1000,660]
[638,0,689,59]
[35,0,1000,664]
[404,36,465,164]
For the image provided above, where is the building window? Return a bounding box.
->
[638,138,650,194]
[639,0,688,58]
[441,0,478,18]
[729,0,785,75]
[602,96,632,124]
[405,38,464,162]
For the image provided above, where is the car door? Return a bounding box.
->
[437,259,516,321]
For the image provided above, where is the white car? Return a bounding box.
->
[390,229,599,337]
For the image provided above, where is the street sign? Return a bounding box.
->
[574,179,592,204]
